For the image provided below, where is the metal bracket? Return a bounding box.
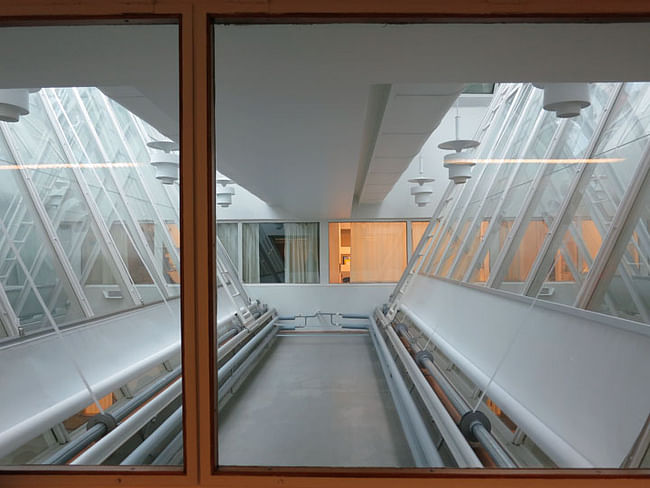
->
[87,412,117,433]
[415,350,434,366]
[459,410,491,442]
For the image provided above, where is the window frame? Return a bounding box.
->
[0,1,649,487]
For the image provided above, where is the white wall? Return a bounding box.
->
[402,275,650,468]
[244,283,393,317]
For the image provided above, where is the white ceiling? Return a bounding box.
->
[1,23,650,219]
[214,23,650,218]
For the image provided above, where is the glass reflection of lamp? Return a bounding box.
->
[147,141,179,185]
[408,154,435,207]
[439,100,479,184]
[533,83,591,118]
[0,89,30,122]
[217,178,235,207]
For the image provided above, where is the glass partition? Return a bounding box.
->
[0,23,181,468]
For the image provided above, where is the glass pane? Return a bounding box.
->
[329,222,406,283]
[0,23,181,468]
[497,84,614,293]
[213,22,650,473]
[242,222,319,283]
[537,83,649,305]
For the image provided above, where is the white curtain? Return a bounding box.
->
[242,223,260,283]
[217,223,238,269]
[284,222,319,283]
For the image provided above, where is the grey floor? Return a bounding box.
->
[218,332,414,467]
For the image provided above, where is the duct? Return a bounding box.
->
[400,303,593,468]
[368,313,444,467]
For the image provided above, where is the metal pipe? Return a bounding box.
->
[399,304,594,467]
[120,407,183,465]
[382,323,482,467]
[217,327,239,347]
[340,324,368,330]
[368,314,444,467]
[217,308,275,360]
[340,314,369,320]
[43,366,181,464]
[152,429,183,465]
[71,379,182,465]
[218,326,278,404]
[395,323,516,468]
[217,317,279,383]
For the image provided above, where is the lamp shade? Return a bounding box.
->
[0,89,29,123]
[410,184,433,207]
[443,152,475,184]
[537,83,591,118]
[150,151,179,184]
[216,186,235,207]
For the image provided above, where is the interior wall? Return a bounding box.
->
[244,283,393,316]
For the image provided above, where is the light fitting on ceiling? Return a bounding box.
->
[534,83,591,118]
[439,100,479,184]
[147,140,179,185]
[408,154,435,207]
[217,178,235,207]
[0,89,30,123]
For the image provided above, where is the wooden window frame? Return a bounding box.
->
[1,1,650,487]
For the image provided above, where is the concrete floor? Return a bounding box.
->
[218,332,414,467]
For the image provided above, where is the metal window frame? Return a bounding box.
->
[40,89,143,306]
[0,122,94,319]
[522,84,623,297]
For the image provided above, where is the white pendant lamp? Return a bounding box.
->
[439,100,479,184]
[0,89,30,123]
[534,83,591,118]
[408,155,435,207]
[147,141,179,185]
[217,178,235,207]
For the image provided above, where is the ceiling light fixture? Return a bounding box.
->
[217,178,235,207]
[408,154,435,207]
[534,83,591,118]
[147,141,179,185]
[439,99,479,184]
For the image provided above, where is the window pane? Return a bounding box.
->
[329,222,406,283]
[0,24,181,468]
[242,223,319,283]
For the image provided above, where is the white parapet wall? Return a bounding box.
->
[243,283,393,317]
[401,274,650,468]
[0,299,181,459]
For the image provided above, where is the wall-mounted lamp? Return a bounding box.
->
[147,141,179,185]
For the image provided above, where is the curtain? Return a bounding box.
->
[217,223,238,271]
[242,223,260,283]
[284,222,319,283]
[350,222,406,282]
